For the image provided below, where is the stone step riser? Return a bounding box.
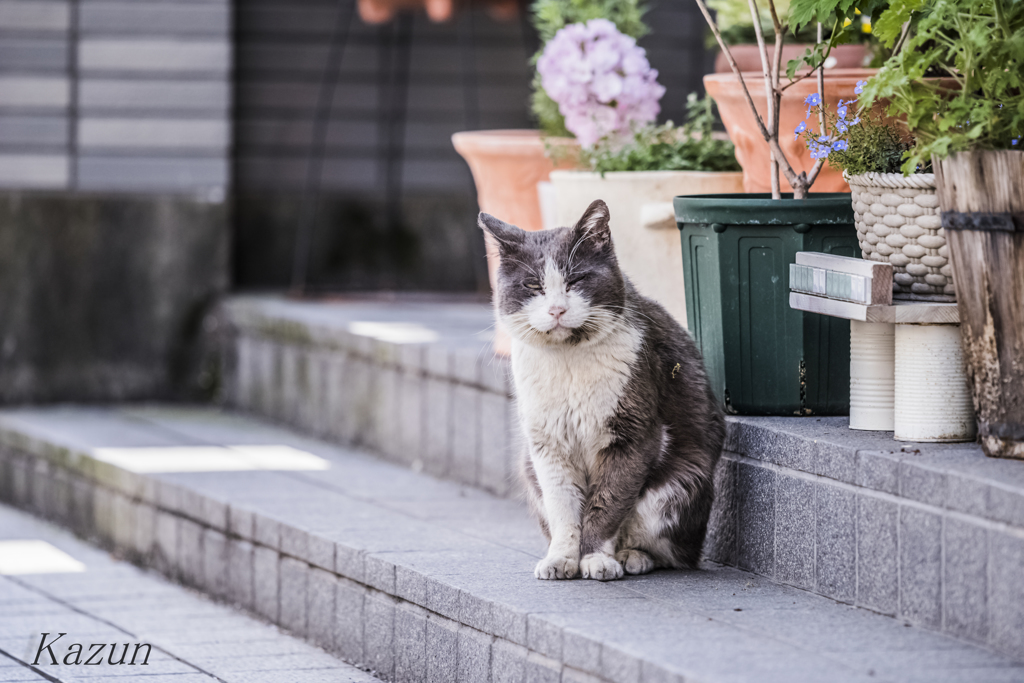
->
[222,310,520,499]
[222,308,1024,661]
[0,443,646,683]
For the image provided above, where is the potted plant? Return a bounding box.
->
[707,0,870,74]
[674,0,867,415]
[544,41,744,325]
[800,100,954,300]
[861,0,1023,458]
[703,0,890,192]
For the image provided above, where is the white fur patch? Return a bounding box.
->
[513,315,641,570]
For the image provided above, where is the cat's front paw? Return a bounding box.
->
[535,555,579,580]
[579,553,623,581]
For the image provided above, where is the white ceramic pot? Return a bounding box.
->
[848,172,955,301]
[549,170,745,326]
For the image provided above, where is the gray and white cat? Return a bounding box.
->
[480,199,725,581]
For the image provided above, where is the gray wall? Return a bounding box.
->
[0,0,232,194]
[0,0,232,403]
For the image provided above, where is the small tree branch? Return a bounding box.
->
[770,1,785,197]
[746,0,779,198]
[693,0,801,190]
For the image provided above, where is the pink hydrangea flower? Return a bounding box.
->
[537,19,665,147]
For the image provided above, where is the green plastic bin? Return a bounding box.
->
[674,193,858,416]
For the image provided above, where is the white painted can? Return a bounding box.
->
[894,324,976,442]
[850,320,895,431]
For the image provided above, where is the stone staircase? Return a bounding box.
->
[0,294,1021,682]
[2,406,1023,683]
[218,295,1024,661]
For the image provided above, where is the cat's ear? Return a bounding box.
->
[478,212,525,253]
[572,200,612,251]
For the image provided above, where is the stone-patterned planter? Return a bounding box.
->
[848,172,954,301]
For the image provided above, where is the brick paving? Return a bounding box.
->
[0,503,380,683]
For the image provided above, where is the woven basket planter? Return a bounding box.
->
[848,172,955,301]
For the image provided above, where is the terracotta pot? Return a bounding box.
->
[704,68,878,194]
[452,130,578,355]
[359,0,518,23]
[550,170,744,326]
[715,43,868,74]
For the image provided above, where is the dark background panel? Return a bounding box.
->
[231,0,711,293]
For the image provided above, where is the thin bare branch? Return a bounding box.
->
[693,0,801,190]
[805,157,827,187]
[747,0,780,198]
[892,20,912,56]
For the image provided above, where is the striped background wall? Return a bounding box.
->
[234,0,712,197]
[0,0,231,194]
[231,0,712,291]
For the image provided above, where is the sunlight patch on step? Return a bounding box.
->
[348,321,440,344]
[89,444,331,473]
[0,540,86,575]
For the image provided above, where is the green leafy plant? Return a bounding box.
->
[859,0,1024,174]
[530,0,648,137]
[707,0,818,47]
[786,0,891,77]
[799,104,923,175]
[580,94,742,173]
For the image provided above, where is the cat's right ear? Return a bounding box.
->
[478,213,525,253]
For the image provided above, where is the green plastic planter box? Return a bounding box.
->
[674,193,858,416]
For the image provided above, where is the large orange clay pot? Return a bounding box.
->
[705,68,878,194]
[452,130,578,355]
[714,44,868,74]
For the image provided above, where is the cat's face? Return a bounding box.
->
[479,200,626,347]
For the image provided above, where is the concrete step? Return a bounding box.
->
[0,502,382,682]
[217,295,1024,660]
[1,405,1021,683]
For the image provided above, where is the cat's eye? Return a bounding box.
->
[567,273,587,287]
[524,282,542,290]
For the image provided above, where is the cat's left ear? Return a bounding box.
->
[478,212,525,253]
[572,199,612,251]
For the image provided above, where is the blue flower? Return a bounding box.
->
[818,135,830,143]
[855,79,868,94]
[836,120,849,133]
[804,93,822,118]
[794,121,807,140]
[837,105,848,120]
[809,145,830,160]
[1013,138,1020,146]
[832,140,848,151]
[850,116,861,125]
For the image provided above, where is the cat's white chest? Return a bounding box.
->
[511,325,641,462]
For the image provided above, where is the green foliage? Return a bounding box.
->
[706,0,816,47]
[785,0,890,76]
[580,94,741,173]
[861,0,1024,173]
[825,111,922,175]
[531,0,648,44]
[529,0,648,136]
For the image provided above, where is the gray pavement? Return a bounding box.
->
[2,406,1023,683]
[0,503,380,683]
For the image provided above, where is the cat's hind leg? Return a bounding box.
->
[614,548,655,575]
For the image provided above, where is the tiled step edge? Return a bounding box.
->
[0,426,680,683]
[218,297,1024,660]
[218,296,522,498]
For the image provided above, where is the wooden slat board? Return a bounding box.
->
[790,292,961,324]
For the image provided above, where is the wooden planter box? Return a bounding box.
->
[934,150,1024,459]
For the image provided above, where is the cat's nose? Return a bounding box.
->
[548,305,566,319]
